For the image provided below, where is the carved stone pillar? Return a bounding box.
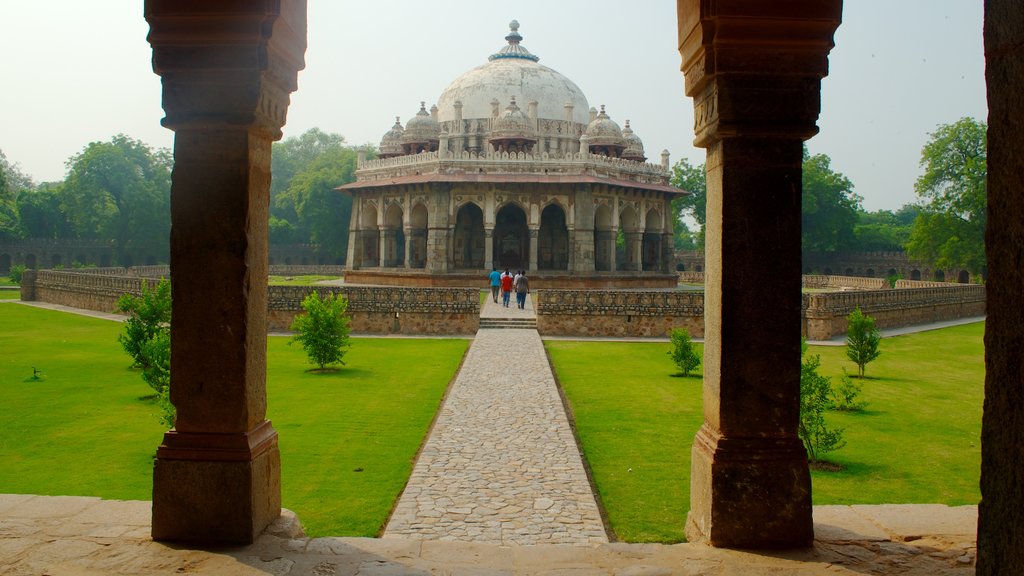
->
[484,227,494,270]
[625,232,643,271]
[145,0,306,545]
[609,227,618,272]
[677,0,840,548]
[403,228,413,268]
[978,0,1024,572]
[379,227,389,268]
[662,231,675,273]
[528,228,539,272]
[426,184,451,273]
[347,227,360,269]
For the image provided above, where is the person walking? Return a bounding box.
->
[488,267,501,303]
[514,269,529,310]
[500,268,514,307]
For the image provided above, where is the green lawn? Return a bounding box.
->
[0,276,18,287]
[269,275,342,286]
[0,303,467,537]
[0,291,20,300]
[547,322,985,543]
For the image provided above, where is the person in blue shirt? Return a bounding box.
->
[488,267,501,303]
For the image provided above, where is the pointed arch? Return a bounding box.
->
[454,202,485,269]
[539,203,568,270]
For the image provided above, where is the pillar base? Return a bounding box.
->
[152,424,282,545]
[686,425,812,548]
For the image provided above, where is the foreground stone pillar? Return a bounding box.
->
[677,0,840,548]
[484,228,494,270]
[528,229,539,272]
[146,1,306,545]
[978,0,1024,572]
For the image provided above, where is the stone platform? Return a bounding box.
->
[0,494,976,575]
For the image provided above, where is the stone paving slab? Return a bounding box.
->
[0,495,978,575]
[383,312,606,545]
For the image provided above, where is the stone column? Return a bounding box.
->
[572,186,596,273]
[978,0,1024,572]
[379,227,389,268]
[145,0,306,545]
[626,232,643,272]
[528,228,539,272]
[346,228,360,269]
[662,231,675,273]
[608,227,618,272]
[677,0,840,548]
[403,228,413,268]
[484,228,494,270]
[426,184,451,273]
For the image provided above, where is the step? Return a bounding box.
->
[479,318,537,330]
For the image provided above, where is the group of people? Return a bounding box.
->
[488,267,530,309]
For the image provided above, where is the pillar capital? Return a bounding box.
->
[145,1,307,138]
[677,0,841,145]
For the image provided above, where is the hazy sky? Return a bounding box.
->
[1,1,985,213]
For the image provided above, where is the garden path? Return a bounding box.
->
[383,292,608,545]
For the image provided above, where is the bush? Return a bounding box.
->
[116,277,174,426]
[831,368,867,412]
[800,340,846,465]
[8,264,26,285]
[290,291,351,369]
[667,328,701,377]
[116,278,171,373]
[846,306,881,378]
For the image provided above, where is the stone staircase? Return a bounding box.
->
[478,316,537,330]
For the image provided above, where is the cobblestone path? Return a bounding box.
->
[384,294,608,545]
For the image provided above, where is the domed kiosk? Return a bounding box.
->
[340,22,684,288]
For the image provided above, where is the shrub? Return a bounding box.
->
[116,278,171,373]
[667,328,701,377]
[800,340,846,465]
[846,306,881,378]
[290,291,351,369]
[8,264,26,285]
[831,368,867,412]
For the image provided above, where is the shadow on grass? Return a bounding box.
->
[304,366,371,378]
[669,373,703,379]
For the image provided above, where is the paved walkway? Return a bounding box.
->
[384,293,607,545]
[0,494,978,575]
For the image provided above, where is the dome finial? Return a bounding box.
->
[490,20,540,62]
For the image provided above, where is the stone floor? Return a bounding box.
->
[0,494,977,575]
[385,294,606,545]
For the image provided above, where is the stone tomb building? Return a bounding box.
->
[340,22,684,288]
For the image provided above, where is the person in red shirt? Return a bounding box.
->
[500,268,514,307]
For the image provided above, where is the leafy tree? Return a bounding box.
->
[802,150,861,254]
[845,307,881,378]
[0,149,33,240]
[852,206,916,252]
[8,264,26,284]
[116,278,171,374]
[290,291,351,369]
[61,135,171,264]
[17,183,73,239]
[799,340,846,465]
[116,278,174,426]
[669,158,706,249]
[667,328,701,376]
[907,117,987,274]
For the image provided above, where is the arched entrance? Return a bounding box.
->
[538,203,568,270]
[453,203,484,268]
[494,203,528,270]
[409,203,428,269]
[642,208,663,271]
[361,204,379,267]
[593,204,614,271]
[383,203,404,267]
[618,207,639,271]
[958,270,970,284]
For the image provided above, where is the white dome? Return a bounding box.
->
[436,22,590,125]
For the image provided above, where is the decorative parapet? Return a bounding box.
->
[895,279,958,289]
[802,275,888,290]
[803,286,986,318]
[535,289,704,316]
[30,270,161,301]
[268,285,479,314]
[355,149,671,185]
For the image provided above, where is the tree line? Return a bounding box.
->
[0,128,367,266]
[671,117,987,278]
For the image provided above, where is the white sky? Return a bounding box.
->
[1,1,985,213]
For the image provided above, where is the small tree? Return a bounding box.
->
[800,340,846,465]
[831,368,867,412]
[8,264,26,285]
[845,307,881,378]
[116,278,174,426]
[290,291,351,369]
[667,328,701,377]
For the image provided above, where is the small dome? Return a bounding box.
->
[401,102,441,154]
[621,120,647,162]
[379,116,405,158]
[585,105,624,146]
[584,105,626,158]
[490,97,536,141]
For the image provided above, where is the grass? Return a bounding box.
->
[0,303,468,537]
[0,291,20,299]
[268,275,342,286]
[0,276,17,287]
[547,322,984,543]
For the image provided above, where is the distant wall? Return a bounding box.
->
[20,270,477,335]
[802,275,888,290]
[535,290,704,338]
